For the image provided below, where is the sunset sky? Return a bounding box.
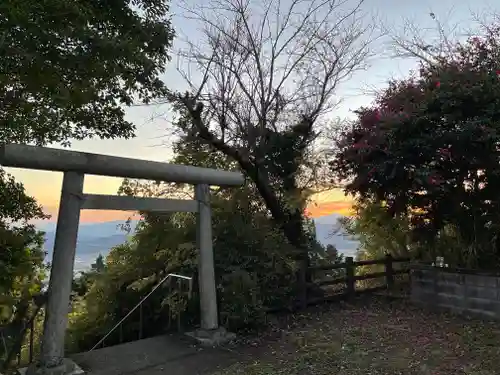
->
[4,0,495,223]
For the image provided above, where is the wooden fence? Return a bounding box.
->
[299,254,411,307]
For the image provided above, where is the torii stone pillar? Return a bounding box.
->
[184,184,236,345]
[38,172,85,372]
[195,184,218,330]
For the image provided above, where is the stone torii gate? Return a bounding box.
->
[0,144,244,375]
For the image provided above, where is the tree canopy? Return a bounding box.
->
[339,199,412,260]
[0,0,175,294]
[0,169,47,325]
[1,0,174,145]
[332,25,500,268]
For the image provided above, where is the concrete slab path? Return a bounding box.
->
[70,334,237,375]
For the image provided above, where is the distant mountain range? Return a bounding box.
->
[313,214,359,257]
[38,214,359,273]
[41,220,138,273]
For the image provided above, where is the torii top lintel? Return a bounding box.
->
[0,144,244,186]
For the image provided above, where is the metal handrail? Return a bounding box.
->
[89,273,193,351]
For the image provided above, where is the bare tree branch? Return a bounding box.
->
[165,0,375,257]
[380,8,474,67]
[173,0,373,176]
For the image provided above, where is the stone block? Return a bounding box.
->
[466,298,500,314]
[414,278,434,287]
[438,303,465,316]
[411,269,433,281]
[465,285,497,300]
[439,272,462,285]
[438,293,467,309]
[466,308,498,320]
[410,288,436,304]
[436,283,462,296]
[18,359,84,375]
[411,267,500,321]
[410,269,424,279]
[465,274,497,288]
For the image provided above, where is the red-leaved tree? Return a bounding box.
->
[332,25,500,268]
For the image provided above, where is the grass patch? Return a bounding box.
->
[213,295,500,375]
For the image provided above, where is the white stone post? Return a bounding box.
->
[38,172,84,369]
[195,184,218,330]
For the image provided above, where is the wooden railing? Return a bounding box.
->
[302,254,412,306]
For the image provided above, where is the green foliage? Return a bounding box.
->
[332,25,500,269]
[66,136,309,351]
[91,255,105,273]
[0,169,46,325]
[0,224,45,319]
[340,199,495,272]
[1,0,174,145]
[172,96,321,256]
[66,192,299,351]
[72,254,107,297]
[0,169,47,371]
[0,168,47,305]
[339,199,413,261]
[210,186,299,321]
[0,170,46,223]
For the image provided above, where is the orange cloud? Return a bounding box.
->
[306,201,353,218]
[39,186,352,223]
[41,201,350,224]
[41,205,137,223]
[80,210,137,223]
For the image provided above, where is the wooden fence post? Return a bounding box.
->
[385,253,394,289]
[345,257,355,298]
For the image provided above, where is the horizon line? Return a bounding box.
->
[33,210,348,227]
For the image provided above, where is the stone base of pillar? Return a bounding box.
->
[18,359,84,375]
[185,327,236,347]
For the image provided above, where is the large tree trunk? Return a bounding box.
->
[179,99,312,307]
[244,163,310,308]
[243,161,306,245]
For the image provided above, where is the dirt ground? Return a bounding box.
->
[211,294,500,375]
